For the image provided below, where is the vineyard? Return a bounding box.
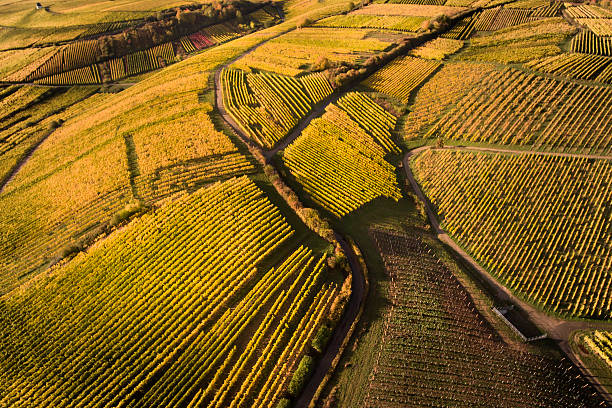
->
[0,86,99,183]
[526,53,612,83]
[362,55,440,102]
[387,0,447,4]
[0,31,282,296]
[570,30,612,56]
[352,3,467,17]
[34,64,101,85]
[362,227,606,407]
[7,6,281,85]
[313,14,427,31]
[123,42,176,77]
[432,67,612,153]
[221,68,333,148]
[565,4,612,18]
[0,176,337,408]
[0,47,57,82]
[130,104,256,201]
[402,62,497,140]
[282,93,401,217]
[231,27,391,77]
[576,18,612,36]
[25,40,99,81]
[411,149,612,319]
[441,12,479,39]
[3,0,612,406]
[581,331,612,370]
[456,17,574,63]
[410,37,464,59]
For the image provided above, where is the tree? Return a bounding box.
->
[297,17,311,29]
[313,56,331,71]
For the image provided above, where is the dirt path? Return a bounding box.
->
[214,28,295,155]
[213,28,348,163]
[264,92,343,160]
[456,145,612,161]
[294,233,366,408]
[404,145,612,405]
[0,127,56,194]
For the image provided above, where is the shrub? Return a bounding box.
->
[297,17,311,29]
[60,244,82,258]
[312,56,331,71]
[329,274,351,322]
[110,202,145,227]
[312,325,333,353]
[288,355,315,396]
[276,399,291,408]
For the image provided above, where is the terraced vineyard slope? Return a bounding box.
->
[411,149,611,319]
[362,227,604,408]
[282,93,401,217]
[0,176,336,408]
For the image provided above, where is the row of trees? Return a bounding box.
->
[97,0,264,60]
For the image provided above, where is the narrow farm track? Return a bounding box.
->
[404,145,612,405]
[457,145,612,161]
[264,91,343,159]
[294,233,366,408]
[0,127,57,194]
[214,28,295,156]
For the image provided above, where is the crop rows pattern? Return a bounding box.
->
[442,12,479,39]
[77,21,136,38]
[412,150,612,319]
[570,30,612,56]
[128,104,256,201]
[457,17,574,64]
[410,38,464,60]
[231,28,391,77]
[314,14,427,31]
[387,0,447,4]
[433,67,612,153]
[34,64,101,85]
[486,8,533,30]
[529,1,563,17]
[352,4,467,17]
[283,93,401,217]
[0,176,334,408]
[582,331,612,370]
[402,62,497,140]
[505,0,549,9]
[565,4,612,18]
[363,227,607,407]
[222,68,333,148]
[25,40,99,81]
[202,23,241,43]
[123,42,176,78]
[362,55,440,102]
[576,18,612,36]
[526,53,612,83]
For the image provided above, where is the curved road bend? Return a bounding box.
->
[214,48,346,162]
[294,232,366,408]
[404,146,612,405]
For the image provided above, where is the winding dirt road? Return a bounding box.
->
[294,233,366,408]
[404,145,612,405]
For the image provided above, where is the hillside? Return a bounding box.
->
[1,0,611,406]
